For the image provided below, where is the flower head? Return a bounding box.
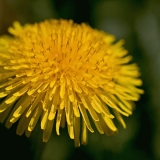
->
[0,19,143,146]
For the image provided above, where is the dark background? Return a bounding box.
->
[0,0,160,160]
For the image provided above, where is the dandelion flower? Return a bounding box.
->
[0,19,144,147]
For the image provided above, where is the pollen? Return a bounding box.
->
[0,19,144,147]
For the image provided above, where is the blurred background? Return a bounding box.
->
[0,0,159,159]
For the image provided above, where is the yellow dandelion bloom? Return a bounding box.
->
[0,19,144,147]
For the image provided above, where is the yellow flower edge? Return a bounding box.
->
[0,19,144,147]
